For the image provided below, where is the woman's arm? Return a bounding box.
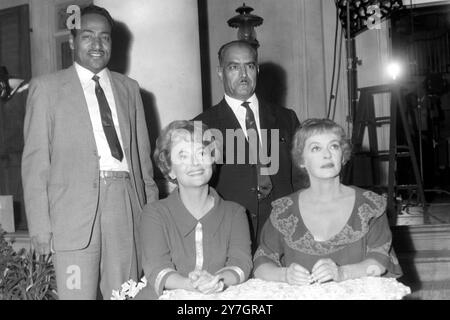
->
[165,271,224,293]
[217,205,253,286]
[216,270,240,288]
[254,262,287,282]
[311,258,386,283]
[140,205,179,296]
[165,273,195,291]
[165,270,224,294]
[255,262,312,286]
[339,258,386,281]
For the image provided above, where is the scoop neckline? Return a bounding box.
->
[296,186,358,243]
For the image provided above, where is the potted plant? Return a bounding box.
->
[0,225,57,300]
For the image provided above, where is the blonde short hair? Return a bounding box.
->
[154,120,220,184]
[291,118,352,170]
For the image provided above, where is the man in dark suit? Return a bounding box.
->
[22,5,158,299]
[195,40,302,252]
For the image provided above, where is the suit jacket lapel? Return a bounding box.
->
[216,98,242,131]
[61,66,97,151]
[258,100,276,157]
[110,73,131,154]
[215,98,248,163]
[215,98,277,160]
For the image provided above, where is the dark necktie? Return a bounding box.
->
[92,75,124,162]
[241,101,273,199]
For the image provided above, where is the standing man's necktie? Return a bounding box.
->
[92,75,124,161]
[241,101,273,199]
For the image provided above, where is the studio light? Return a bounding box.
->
[333,0,404,125]
[335,0,403,37]
[387,61,402,80]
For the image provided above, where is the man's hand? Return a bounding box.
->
[286,263,312,286]
[30,232,52,255]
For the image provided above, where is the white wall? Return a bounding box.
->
[205,0,351,129]
[95,0,203,128]
[321,0,349,130]
[1,0,203,128]
[411,0,449,4]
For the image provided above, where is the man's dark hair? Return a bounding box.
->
[217,40,258,67]
[70,4,115,37]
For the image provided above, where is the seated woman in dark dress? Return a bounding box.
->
[254,118,402,285]
[137,120,252,299]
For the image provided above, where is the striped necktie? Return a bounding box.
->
[92,75,124,161]
[241,101,272,199]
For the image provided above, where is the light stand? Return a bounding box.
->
[345,1,358,133]
[417,96,424,179]
[334,0,404,133]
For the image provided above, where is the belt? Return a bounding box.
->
[99,170,130,179]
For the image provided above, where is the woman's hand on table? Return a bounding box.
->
[311,258,343,283]
[286,263,312,286]
[189,270,224,294]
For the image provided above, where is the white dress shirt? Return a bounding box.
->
[224,93,262,140]
[74,62,129,172]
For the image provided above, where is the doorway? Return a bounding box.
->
[391,3,450,195]
[0,4,31,231]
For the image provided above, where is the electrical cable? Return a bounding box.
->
[332,28,344,121]
[327,7,340,119]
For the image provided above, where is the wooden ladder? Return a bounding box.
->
[345,84,426,224]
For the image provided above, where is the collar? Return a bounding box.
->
[166,187,225,237]
[224,93,258,114]
[74,62,110,90]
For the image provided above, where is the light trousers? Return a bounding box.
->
[53,175,139,300]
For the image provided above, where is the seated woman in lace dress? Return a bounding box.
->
[136,120,252,299]
[254,118,402,285]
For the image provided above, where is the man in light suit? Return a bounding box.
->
[22,5,158,299]
[194,40,302,253]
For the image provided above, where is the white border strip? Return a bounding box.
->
[194,222,204,271]
[154,267,176,295]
